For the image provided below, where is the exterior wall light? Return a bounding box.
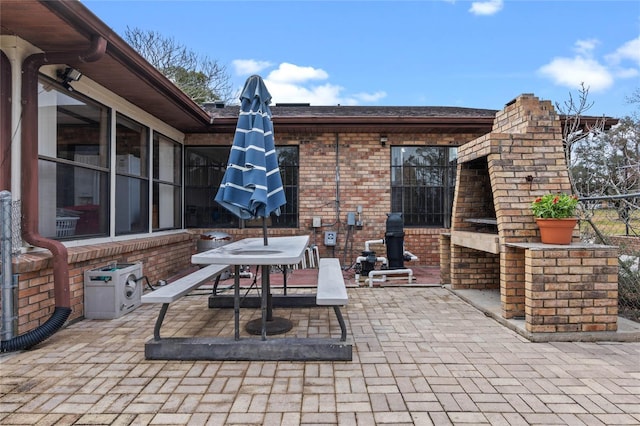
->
[57,67,82,91]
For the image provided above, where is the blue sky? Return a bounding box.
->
[82,0,640,118]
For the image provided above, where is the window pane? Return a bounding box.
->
[38,160,109,239]
[115,114,149,235]
[276,146,298,228]
[153,182,182,230]
[38,79,110,240]
[152,132,182,231]
[115,175,149,235]
[38,80,109,167]
[116,113,148,178]
[184,145,298,228]
[391,146,456,227]
[153,133,182,183]
[185,146,239,228]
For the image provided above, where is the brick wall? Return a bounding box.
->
[13,233,195,333]
[187,130,482,266]
[524,245,618,333]
[451,244,500,289]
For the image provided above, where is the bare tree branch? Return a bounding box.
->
[124,27,233,105]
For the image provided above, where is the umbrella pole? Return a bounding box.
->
[263,216,268,246]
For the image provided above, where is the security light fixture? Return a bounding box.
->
[57,67,82,91]
[380,135,388,146]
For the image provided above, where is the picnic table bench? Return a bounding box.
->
[142,262,352,360]
[316,258,348,341]
[141,264,230,340]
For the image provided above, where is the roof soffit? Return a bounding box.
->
[0,0,211,131]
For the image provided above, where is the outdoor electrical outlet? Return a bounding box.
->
[312,216,322,228]
[324,231,337,246]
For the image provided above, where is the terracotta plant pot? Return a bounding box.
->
[535,218,578,244]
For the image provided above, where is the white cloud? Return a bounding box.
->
[265,80,349,105]
[614,67,639,79]
[574,38,599,56]
[230,61,386,106]
[606,36,640,67]
[353,91,387,103]
[232,59,272,76]
[539,56,613,92]
[267,62,329,84]
[539,37,640,93]
[469,0,503,16]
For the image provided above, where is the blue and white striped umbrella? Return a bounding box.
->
[215,75,286,224]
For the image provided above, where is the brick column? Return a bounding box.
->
[439,233,451,284]
[501,246,526,318]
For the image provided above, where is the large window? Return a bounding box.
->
[185,146,298,228]
[38,79,110,239]
[37,76,184,240]
[115,114,149,235]
[153,132,182,230]
[391,146,457,227]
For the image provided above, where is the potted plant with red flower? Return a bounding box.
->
[531,193,579,244]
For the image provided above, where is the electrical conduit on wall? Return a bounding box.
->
[1,36,107,352]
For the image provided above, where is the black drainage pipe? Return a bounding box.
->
[0,307,71,352]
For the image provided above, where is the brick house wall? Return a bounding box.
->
[186,129,482,266]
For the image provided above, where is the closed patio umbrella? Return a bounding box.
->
[214,75,290,336]
[215,75,286,246]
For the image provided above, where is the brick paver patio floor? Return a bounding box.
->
[1,284,639,425]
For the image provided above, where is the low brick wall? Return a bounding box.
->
[507,243,619,333]
[12,232,196,334]
[450,244,500,290]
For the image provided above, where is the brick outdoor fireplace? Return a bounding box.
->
[440,94,619,337]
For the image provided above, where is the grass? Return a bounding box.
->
[581,208,640,236]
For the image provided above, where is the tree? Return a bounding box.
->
[555,83,606,180]
[563,85,640,236]
[627,88,640,121]
[124,27,233,105]
[572,117,640,196]
[566,86,640,198]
